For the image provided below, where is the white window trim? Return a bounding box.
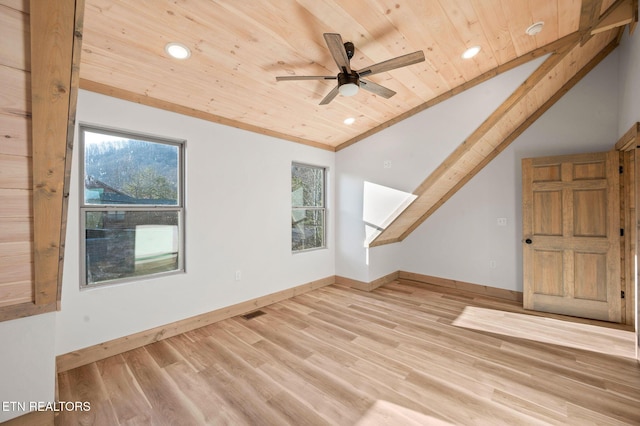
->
[78,124,186,288]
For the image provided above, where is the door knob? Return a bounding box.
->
[525,238,532,244]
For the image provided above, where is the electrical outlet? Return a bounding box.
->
[235,270,241,281]
[496,217,507,226]
[383,160,392,169]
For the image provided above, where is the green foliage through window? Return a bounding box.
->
[292,163,326,251]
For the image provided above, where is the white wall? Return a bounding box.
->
[398,50,619,291]
[336,55,547,283]
[0,313,56,422]
[55,91,335,355]
[618,27,640,136]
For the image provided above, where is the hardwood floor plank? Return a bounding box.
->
[57,282,640,425]
[120,347,203,425]
[163,361,246,425]
[95,355,151,424]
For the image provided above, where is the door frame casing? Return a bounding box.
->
[614,122,639,359]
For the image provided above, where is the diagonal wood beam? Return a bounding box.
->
[369,29,621,247]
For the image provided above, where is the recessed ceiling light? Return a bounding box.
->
[165,42,191,59]
[525,22,545,36]
[462,46,481,59]
[344,117,356,125]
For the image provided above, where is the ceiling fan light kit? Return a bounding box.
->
[276,33,425,105]
[338,73,359,96]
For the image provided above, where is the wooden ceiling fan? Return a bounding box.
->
[276,33,425,105]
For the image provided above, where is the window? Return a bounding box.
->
[79,125,185,287]
[291,163,326,251]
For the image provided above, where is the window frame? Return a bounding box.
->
[291,162,327,253]
[78,124,186,288]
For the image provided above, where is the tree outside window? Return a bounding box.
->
[292,163,326,251]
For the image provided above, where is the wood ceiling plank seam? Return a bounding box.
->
[0,153,31,190]
[0,0,28,12]
[378,2,462,93]
[436,0,499,80]
[371,30,619,247]
[0,65,31,114]
[0,254,32,284]
[559,0,584,35]
[0,241,32,258]
[0,188,32,217]
[336,31,582,151]
[0,217,32,243]
[0,4,30,71]
[79,79,336,151]
[530,1,562,49]
[497,0,538,56]
[468,0,517,65]
[0,113,32,157]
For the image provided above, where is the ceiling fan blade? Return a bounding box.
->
[356,51,425,77]
[323,33,352,74]
[319,85,340,105]
[360,79,396,99]
[276,75,336,81]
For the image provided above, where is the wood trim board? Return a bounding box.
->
[30,0,78,307]
[56,276,335,372]
[57,272,527,372]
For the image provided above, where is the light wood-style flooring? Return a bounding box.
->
[57,281,640,425]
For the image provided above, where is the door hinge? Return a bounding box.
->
[619,165,624,174]
[621,291,625,299]
[620,228,624,237]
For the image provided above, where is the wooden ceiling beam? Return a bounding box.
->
[369,30,620,247]
[591,0,637,35]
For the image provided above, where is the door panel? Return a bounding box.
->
[522,151,621,322]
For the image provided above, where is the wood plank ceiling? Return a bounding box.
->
[79,0,636,248]
[80,0,623,150]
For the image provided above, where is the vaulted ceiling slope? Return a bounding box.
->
[80,0,627,150]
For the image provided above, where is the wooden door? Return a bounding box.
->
[522,151,621,322]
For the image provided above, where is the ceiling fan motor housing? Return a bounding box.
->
[338,72,359,87]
